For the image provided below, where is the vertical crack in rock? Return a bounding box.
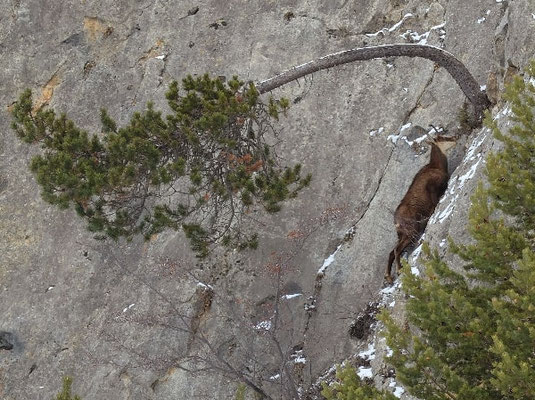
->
[402,67,436,125]
[299,146,394,351]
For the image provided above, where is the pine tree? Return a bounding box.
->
[377,61,535,400]
[11,75,310,256]
[321,365,396,400]
[54,376,81,400]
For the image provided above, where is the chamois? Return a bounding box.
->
[385,135,456,284]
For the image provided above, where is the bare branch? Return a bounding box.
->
[256,44,491,121]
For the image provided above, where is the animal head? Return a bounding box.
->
[427,134,456,153]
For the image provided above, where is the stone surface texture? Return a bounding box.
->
[1,0,534,399]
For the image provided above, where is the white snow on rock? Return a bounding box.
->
[388,123,412,144]
[122,303,135,313]
[370,127,385,137]
[282,293,302,300]
[411,240,424,262]
[458,157,482,189]
[358,345,376,361]
[357,367,373,379]
[294,355,307,364]
[197,282,214,290]
[254,320,272,331]
[391,383,405,398]
[317,245,341,276]
[380,280,401,295]
[366,13,413,37]
[400,22,446,45]
[292,350,307,364]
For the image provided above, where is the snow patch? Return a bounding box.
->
[123,303,135,313]
[369,127,385,137]
[292,350,307,364]
[282,293,302,300]
[197,282,214,290]
[393,385,405,398]
[357,367,373,379]
[366,13,413,37]
[465,133,488,161]
[400,22,446,45]
[358,345,376,361]
[255,320,272,331]
[388,123,412,145]
[477,17,486,24]
[317,245,341,276]
[381,280,401,295]
[387,133,401,144]
[437,194,458,224]
[458,158,482,189]
[411,244,422,261]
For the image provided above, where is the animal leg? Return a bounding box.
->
[385,249,396,284]
[394,236,412,274]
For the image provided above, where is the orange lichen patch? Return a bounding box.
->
[32,72,61,112]
[137,38,165,63]
[83,17,111,41]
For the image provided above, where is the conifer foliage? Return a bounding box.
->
[378,62,535,400]
[11,75,310,255]
[321,365,396,400]
[320,63,535,400]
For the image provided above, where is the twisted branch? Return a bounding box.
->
[256,44,490,121]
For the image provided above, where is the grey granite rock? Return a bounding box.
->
[1,0,534,399]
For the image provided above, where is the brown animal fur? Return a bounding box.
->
[385,136,455,283]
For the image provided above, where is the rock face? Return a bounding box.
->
[1,1,534,399]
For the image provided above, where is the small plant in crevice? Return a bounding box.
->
[348,301,379,340]
[11,74,311,256]
[54,376,82,400]
[457,101,479,131]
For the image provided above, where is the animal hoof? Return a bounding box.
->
[384,274,393,285]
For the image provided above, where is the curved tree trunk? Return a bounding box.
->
[256,44,490,121]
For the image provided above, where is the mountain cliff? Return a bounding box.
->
[1,0,534,399]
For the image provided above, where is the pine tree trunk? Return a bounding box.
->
[256,44,490,121]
